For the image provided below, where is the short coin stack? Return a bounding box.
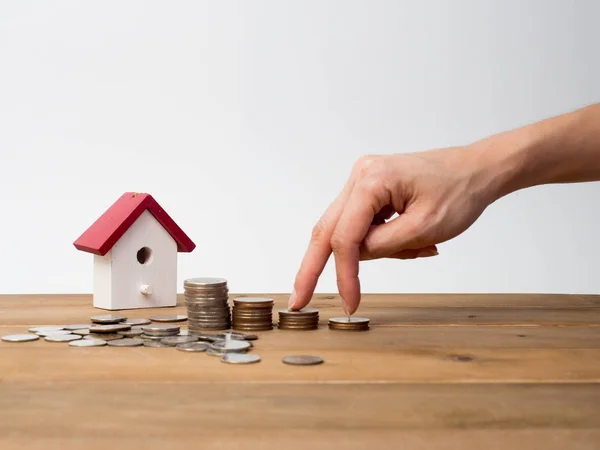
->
[328,316,370,331]
[278,308,319,330]
[232,297,274,331]
[140,323,181,344]
[184,277,231,332]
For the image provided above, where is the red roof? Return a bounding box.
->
[73,192,196,256]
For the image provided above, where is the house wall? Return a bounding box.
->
[105,210,178,310]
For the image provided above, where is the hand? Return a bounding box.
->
[289,146,497,314]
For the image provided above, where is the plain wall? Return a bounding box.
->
[1,0,600,296]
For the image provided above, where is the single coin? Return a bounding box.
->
[69,339,106,347]
[45,334,82,342]
[209,340,251,352]
[107,338,144,347]
[36,329,73,337]
[72,329,91,336]
[139,334,164,340]
[282,355,324,366]
[176,342,209,352]
[28,326,63,333]
[160,335,199,346]
[232,297,274,304]
[123,318,151,326]
[89,324,131,333]
[118,327,144,337]
[328,317,370,325]
[2,334,40,342]
[150,314,188,323]
[63,324,91,331]
[143,340,172,348]
[183,277,227,287]
[90,314,127,324]
[85,333,123,341]
[221,353,261,364]
[141,323,180,333]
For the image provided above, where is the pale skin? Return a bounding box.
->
[289,103,600,314]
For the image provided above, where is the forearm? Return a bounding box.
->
[469,103,600,202]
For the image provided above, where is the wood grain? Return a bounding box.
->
[1,293,599,450]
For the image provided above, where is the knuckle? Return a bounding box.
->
[311,219,329,242]
[330,233,346,253]
[353,154,379,178]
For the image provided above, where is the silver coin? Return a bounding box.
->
[118,327,144,337]
[63,324,91,331]
[2,334,40,342]
[221,353,261,364]
[209,340,251,352]
[150,314,188,323]
[36,329,73,337]
[141,323,180,333]
[89,324,131,333]
[141,331,179,338]
[90,314,127,324]
[328,317,369,324]
[160,335,199,346]
[143,340,172,348]
[69,339,106,347]
[45,334,82,342]
[72,329,91,336]
[206,348,225,356]
[178,329,189,336]
[123,318,151,326]
[139,334,164,340]
[232,297,273,304]
[107,338,144,347]
[85,333,123,341]
[183,277,227,287]
[28,326,63,333]
[282,355,324,366]
[176,342,209,352]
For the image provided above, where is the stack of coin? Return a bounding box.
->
[231,297,274,331]
[184,277,231,332]
[140,323,181,340]
[278,308,319,330]
[328,316,370,331]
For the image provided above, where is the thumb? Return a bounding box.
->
[360,212,429,260]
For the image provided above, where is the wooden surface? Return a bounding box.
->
[1,293,599,449]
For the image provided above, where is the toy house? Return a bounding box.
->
[73,192,196,310]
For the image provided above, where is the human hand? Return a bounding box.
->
[289,146,498,314]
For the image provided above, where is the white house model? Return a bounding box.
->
[73,192,196,310]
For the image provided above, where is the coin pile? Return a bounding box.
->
[184,277,231,332]
[278,308,319,330]
[140,323,181,341]
[328,316,370,331]
[232,297,274,331]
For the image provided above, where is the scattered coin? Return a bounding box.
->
[209,339,251,353]
[2,334,40,342]
[63,324,91,331]
[278,308,319,330]
[123,318,151,326]
[45,334,82,342]
[160,335,199,346]
[282,355,324,366]
[150,314,188,323]
[176,342,209,352]
[118,327,144,337]
[328,317,370,331]
[72,329,91,336]
[221,353,261,364]
[85,333,123,341]
[107,338,144,347]
[28,326,64,333]
[89,324,131,333]
[36,329,73,337]
[143,340,172,348]
[69,339,107,347]
[206,348,225,356]
[90,314,127,324]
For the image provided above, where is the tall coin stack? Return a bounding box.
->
[231,297,274,331]
[184,277,231,332]
[277,308,319,330]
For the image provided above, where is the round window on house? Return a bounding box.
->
[136,247,153,265]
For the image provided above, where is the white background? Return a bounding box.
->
[1,0,599,296]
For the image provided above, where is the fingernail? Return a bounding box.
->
[417,248,439,258]
[288,289,297,310]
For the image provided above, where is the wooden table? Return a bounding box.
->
[1,293,599,449]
